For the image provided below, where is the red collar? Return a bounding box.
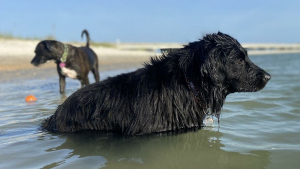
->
[184,73,207,110]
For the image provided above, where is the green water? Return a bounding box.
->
[0,54,299,169]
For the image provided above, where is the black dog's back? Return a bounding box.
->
[42,55,205,134]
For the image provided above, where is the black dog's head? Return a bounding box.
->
[181,32,271,95]
[31,40,62,66]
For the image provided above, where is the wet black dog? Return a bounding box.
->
[42,32,271,135]
[31,30,100,93]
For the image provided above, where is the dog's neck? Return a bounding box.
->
[58,44,69,68]
[60,44,69,62]
[51,43,69,64]
[182,70,227,121]
[183,73,207,109]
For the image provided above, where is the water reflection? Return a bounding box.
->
[41,130,270,169]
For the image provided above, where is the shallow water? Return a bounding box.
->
[0,54,300,169]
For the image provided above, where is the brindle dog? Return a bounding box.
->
[31,30,100,93]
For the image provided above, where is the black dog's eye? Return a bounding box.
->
[237,57,245,65]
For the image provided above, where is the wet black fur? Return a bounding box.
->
[42,32,271,135]
[31,30,100,93]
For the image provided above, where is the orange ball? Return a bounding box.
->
[25,95,37,103]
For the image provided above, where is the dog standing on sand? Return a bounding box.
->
[31,30,100,93]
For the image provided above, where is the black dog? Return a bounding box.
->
[42,32,271,135]
[31,30,100,93]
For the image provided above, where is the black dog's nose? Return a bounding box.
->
[264,73,271,82]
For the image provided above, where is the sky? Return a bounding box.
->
[1,0,300,43]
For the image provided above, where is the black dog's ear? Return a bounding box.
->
[43,41,53,52]
[212,68,225,85]
[217,31,225,36]
[179,41,206,78]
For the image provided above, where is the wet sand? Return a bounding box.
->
[0,55,150,83]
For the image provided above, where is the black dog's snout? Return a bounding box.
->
[31,59,38,66]
[263,73,271,82]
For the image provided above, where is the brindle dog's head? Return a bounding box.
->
[31,40,62,66]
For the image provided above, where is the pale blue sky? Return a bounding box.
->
[1,0,300,43]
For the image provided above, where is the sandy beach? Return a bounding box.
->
[0,39,183,83]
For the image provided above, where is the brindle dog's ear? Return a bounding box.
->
[43,41,53,52]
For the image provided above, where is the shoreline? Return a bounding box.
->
[247,49,300,55]
[1,38,300,83]
[1,38,300,59]
[0,55,148,83]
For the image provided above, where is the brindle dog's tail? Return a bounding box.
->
[81,29,90,47]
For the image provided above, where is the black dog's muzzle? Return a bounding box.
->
[263,73,271,83]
